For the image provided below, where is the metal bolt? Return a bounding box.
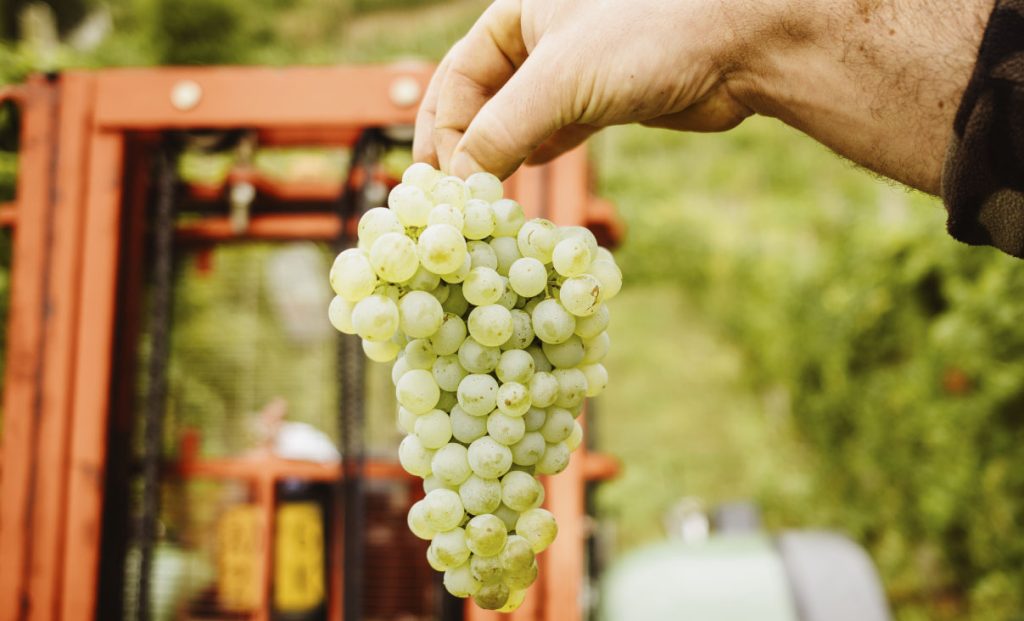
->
[389,76,422,108]
[170,80,202,111]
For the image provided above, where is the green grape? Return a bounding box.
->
[424,475,456,494]
[565,421,584,452]
[392,356,410,387]
[492,504,520,531]
[415,409,453,449]
[419,224,469,275]
[466,171,504,202]
[595,246,615,263]
[531,299,576,344]
[404,338,437,370]
[496,382,531,417]
[528,372,559,408]
[437,390,458,412]
[388,183,433,227]
[501,309,535,351]
[433,443,472,486]
[328,295,356,334]
[441,283,469,315]
[526,345,553,373]
[487,411,526,446]
[402,264,440,291]
[587,258,622,301]
[431,282,451,304]
[581,331,610,364]
[468,436,514,479]
[501,470,545,512]
[574,304,609,339]
[452,405,489,444]
[542,336,585,369]
[491,199,526,237]
[431,526,471,567]
[362,338,400,362]
[429,203,465,230]
[433,355,468,392]
[427,545,448,572]
[508,257,547,297]
[468,304,514,347]
[407,499,437,540]
[399,291,444,338]
[444,562,481,598]
[457,374,499,416]
[496,281,519,310]
[516,218,558,263]
[458,337,500,374]
[559,225,599,261]
[440,252,472,284]
[467,240,499,270]
[504,562,538,591]
[553,368,587,409]
[369,232,420,283]
[535,442,570,475]
[499,535,535,573]
[559,274,602,317]
[375,283,403,302]
[459,474,503,515]
[540,407,575,444]
[330,248,378,302]
[423,488,465,532]
[402,161,442,191]
[396,368,441,414]
[489,236,522,276]
[463,199,496,240]
[432,175,470,209]
[474,582,511,610]
[495,350,535,384]
[397,406,418,435]
[551,237,591,277]
[466,514,509,556]
[357,206,404,248]
[498,588,527,612]
[581,363,609,397]
[515,508,558,553]
[429,313,467,356]
[463,267,505,306]
[522,408,548,433]
[399,435,435,477]
[470,554,506,585]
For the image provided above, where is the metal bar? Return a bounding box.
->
[135,142,178,621]
[175,213,345,243]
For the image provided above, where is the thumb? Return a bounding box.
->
[450,44,577,179]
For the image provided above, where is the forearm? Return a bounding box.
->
[729,0,994,194]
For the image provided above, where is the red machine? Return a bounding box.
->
[0,65,621,621]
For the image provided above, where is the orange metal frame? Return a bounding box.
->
[0,65,621,621]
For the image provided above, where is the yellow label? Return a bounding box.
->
[274,501,325,611]
[217,505,262,611]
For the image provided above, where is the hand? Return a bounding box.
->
[413,0,755,179]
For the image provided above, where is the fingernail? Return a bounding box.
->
[450,150,483,179]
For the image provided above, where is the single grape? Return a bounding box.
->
[402,162,442,191]
[330,249,378,302]
[429,313,467,356]
[358,206,404,248]
[510,430,546,467]
[397,406,418,434]
[459,474,503,515]
[574,304,610,339]
[508,257,547,297]
[362,338,400,363]
[404,264,442,292]
[396,368,441,414]
[433,443,472,486]
[559,225,599,261]
[463,267,505,306]
[463,199,496,240]
[466,171,504,202]
[595,246,615,263]
[492,504,520,531]
[468,436,514,479]
[504,562,538,591]
[470,554,506,585]
[465,514,508,557]
[375,283,403,302]
[432,175,471,209]
[452,405,489,444]
[423,488,465,532]
[559,274,602,317]
[468,304,514,347]
[427,545,448,572]
[499,535,535,573]
[467,240,499,270]
[496,382,531,417]
[551,237,591,277]
[581,331,610,364]
[328,295,356,334]
[541,336,585,369]
[491,199,526,237]
[369,232,420,283]
[457,373,499,416]
[495,349,535,384]
[497,587,528,612]
[489,236,522,276]
[522,408,548,432]
[501,309,536,351]
[496,282,519,310]
[528,372,559,408]
[444,562,481,598]
[398,435,435,477]
[501,470,545,512]
[424,475,456,494]
[407,499,437,540]
[458,337,500,374]
[587,259,623,301]
[540,407,575,444]
[487,411,526,446]
[553,368,587,409]
[352,294,400,342]
[429,203,465,230]
[531,299,576,344]
[431,526,471,567]
[565,421,584,451]
[433,354,468,392]
[415,409,453,449]
[440,252,472,284]
[581,363,609,396]
[441,284,469,315]
[404,338,437,370]
[535,442,571,475]
[515,508,559,553]
[516,218,558,263]
[526,344,553,373]
[431,281,451,304]
[474,582,511,611]
[419,224,468,275]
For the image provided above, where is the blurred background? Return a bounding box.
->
[2,1,1024,621]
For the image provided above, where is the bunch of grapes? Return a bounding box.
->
[327,162,619,612]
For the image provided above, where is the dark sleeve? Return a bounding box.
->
[942,0,1024,257]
